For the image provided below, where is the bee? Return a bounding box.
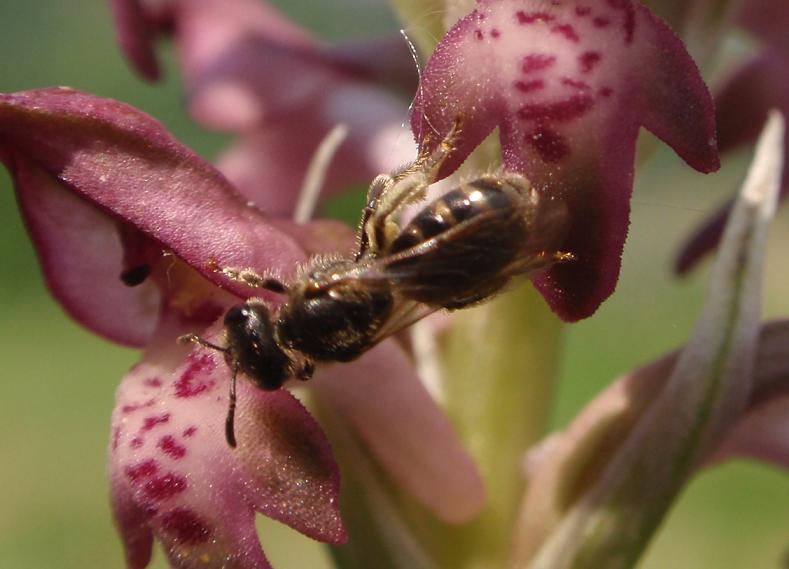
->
[181,118,573,447]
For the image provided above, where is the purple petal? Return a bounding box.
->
[153,0,414,132]
[109,0,168,81]
[0,88,305,344]
[172,0,321,130]
[412,0,719,320]
[109,313,345,569]
[711,319,789,468]
[217,84,414,217]
[323,34,419,94]
[312,341,485,524]
[8,153,158,345]
[738,0,789,52]
[713,396,789,469]
[676,52,789,273]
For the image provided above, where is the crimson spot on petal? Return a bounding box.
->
[562,77,591,90]
[527,127,571,162]
[517,94,594,122]
[142,413,171,432]
[144,473,188,502]
[112,426,121,451]
[522,54,556,74]
[174,353,216,398]
[121,398,155,414]
[551,23,580,42]
[144,377,162,388]
[160,508,212,545]
[515,79,545,93]
[158,435,187,459]
[182,426,198,438]
[579,51,602,73]
[607,0,636,43]
[516,11,555,24]
[125,459,158,482]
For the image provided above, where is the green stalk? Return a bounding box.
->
[398,285,564,569]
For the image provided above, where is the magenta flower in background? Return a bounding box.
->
[111,0,419,216]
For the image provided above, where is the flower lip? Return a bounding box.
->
[411,0,719,320]
[110,314,346,569]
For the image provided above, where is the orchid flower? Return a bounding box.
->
[0,87,481,569]
[3,1,787,569]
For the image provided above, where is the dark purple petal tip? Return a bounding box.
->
[110,0,167,81]
[676,52,789,274]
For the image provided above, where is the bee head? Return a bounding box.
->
[224,301,291,391]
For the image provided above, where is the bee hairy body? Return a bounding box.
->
[181,118,572,447]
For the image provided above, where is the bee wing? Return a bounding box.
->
[305,258,441,348]
[367,294,442,346]
[323,190,567,344]
[374,195,563,299]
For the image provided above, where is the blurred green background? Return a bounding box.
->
[0,1,787,568]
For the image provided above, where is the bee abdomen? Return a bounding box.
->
[385,176,531,308]
[388,178,516,254]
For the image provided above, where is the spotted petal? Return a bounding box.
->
[412,0,719,320]
[110,314,345,569]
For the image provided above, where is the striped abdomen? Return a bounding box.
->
[384,176,534,308]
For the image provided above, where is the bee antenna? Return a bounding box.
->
[225,363,239,448]
[178,333,227,353]
[400,28,439,143]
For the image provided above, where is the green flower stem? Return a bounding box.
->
[398,285,564,569]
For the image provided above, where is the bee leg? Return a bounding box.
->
[211,265,289,294]
[412,113,464,179]
[356,173,394,260]
[357,115,465,259]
